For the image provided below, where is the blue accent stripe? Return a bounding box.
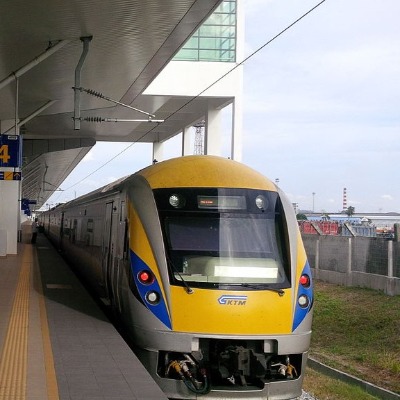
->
[130,250,171,329]
[292,261,313,331]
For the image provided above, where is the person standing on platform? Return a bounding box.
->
[31,218,38,244]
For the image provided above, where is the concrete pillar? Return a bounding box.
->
[387,241,395,296]
[347,238,352,274]
[232,0,244,162]
[0,179,19,254]
[152,142,164,162]
[231,96,243,162]
[388,240,393,278]
[314,238,320,279]
[394,223,400,242]
[204,106,221,156]
[182,126,192,156]
[1,119,21,255]
[346,237,353,286]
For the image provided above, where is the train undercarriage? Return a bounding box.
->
[135,338,306,399]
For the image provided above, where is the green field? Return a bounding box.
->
[302,281,400,399]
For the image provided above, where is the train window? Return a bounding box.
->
[165,216,287,283]
[63,218,70,236]
[87,219,94,233]
[156,188,291,290]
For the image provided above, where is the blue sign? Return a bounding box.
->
[21,198,30,210]
[0,135,22,168]
[21,198,36,215]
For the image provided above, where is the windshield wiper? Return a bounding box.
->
[167,258,194,294]
[232,283,285,296]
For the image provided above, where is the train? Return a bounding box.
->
[39,155,313,399]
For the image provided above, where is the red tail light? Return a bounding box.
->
[138,270,154,285]
[299,274,310,287]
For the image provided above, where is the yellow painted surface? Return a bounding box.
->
[139,156,276,190]
[0,245,59,400]
[295,234,309,282]
[128,203,167,299]
[4,172,13,180]
[170,286,293,334]
[0,250,30,399]
[131,155,302,334]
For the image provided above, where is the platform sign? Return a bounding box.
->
[0,135,22,168]
[0,171,21,180]
[21,198,36,216]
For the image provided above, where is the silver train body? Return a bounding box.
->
[40,156,313,399]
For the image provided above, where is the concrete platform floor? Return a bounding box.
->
[0,234,167,400]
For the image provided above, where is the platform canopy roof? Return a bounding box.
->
[0,0,223,208]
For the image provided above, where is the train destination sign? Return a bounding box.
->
[197,195,246,210]
[0,135,22,168]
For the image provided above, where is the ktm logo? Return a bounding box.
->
[218,295,247,305]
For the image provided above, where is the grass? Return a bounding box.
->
[303,280,400,398]
[303,368,380,400]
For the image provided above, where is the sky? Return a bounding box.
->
[45,0,400,214]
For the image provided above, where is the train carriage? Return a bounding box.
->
[41,155,313,400]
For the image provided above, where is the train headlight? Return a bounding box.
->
[138,270,155,285]
[255,195,267,210]
[299,274,310,288]
[145,290,160,305]
[169,194,185,208]
[298,294,310,308]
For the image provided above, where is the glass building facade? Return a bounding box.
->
[174,0,236,62]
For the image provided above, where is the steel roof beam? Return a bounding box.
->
[0,40,70,91]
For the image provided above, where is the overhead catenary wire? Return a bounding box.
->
[57,0,327,198]
[72,86,158,118]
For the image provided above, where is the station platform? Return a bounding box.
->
[0,234,168,400]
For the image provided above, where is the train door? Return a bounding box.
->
[103,201,119,305]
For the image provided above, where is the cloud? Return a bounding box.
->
[240,0,400,213]
[381,194,394,201]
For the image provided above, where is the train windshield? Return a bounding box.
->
[155,188,291,290]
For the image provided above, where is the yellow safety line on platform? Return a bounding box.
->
[0,245,59,400]
[0,249,30,400]
[35,249,59,400]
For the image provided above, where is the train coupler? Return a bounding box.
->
[166,354,211,395]
[271,356,298,379]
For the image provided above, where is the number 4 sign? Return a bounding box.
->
[0,144,11,163]
[0,135,22,167]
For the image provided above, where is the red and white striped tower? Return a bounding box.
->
[343,187,347,211]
